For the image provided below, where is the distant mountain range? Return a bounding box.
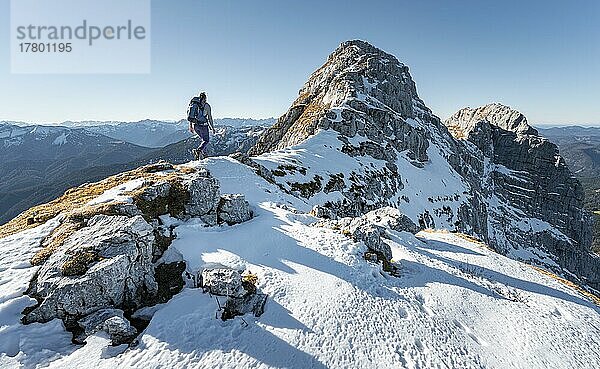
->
[1,118,275,148]
[536,126,600,179]
[0,119,274,224]
[0,123,153,224]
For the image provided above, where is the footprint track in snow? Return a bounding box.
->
[414,294,435,316]
[551,304,574,321]
[453,319,488,347]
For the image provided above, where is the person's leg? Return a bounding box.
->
[197,125,210,154]
[192,123,204,160]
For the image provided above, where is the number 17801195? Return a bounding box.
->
[19,43,72,52]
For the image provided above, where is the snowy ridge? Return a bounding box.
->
[254,128,470,231]
[1,157,598,368]
[0,124,69,147]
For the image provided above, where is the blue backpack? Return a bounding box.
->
[187,97,208,125]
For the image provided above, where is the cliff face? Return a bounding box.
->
[249,40,597,289]
[445,104,597,288]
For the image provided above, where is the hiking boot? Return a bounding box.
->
[192,148,200,161]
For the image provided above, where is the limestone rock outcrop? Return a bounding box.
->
[20,162,255,341]
[445,103,536,138]
[444,103,597,289]
[23,214,157,324]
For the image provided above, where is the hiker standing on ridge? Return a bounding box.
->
[187,91,215,160]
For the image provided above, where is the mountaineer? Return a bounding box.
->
[187,91,216,160]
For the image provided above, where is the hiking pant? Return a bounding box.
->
[194,124,210,152]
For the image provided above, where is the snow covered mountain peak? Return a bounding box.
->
[316,39,421,115]
[247,40,597,291]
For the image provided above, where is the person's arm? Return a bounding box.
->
[207,104,215,133]
[187,101,194,133]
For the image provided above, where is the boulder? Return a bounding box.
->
[23,214,157,324]
[349,219,391,261]
[221,293,268,321]
[218,194,252,225]
[183,169,221,220]
[199,268,267,321]
[362,206,419,234]
[344,207,417,262]
[77,308,137,345]
[200,268,248,298]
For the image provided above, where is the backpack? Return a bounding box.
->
[187,97,208,125]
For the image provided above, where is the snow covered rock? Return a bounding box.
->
[200,268,266,321]
[102,316,137,344]
[200,268,248,298]
[345,207,416,264]
[361,206,418,234]
[23,215,157,324]
[349,221,390,261]
[15,162,230,333]
[76,308,137,345]
[314,207,417,264]
[217,194,252,225]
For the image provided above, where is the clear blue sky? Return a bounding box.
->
[1,0,599,124]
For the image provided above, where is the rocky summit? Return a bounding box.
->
[247,40,598,290]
